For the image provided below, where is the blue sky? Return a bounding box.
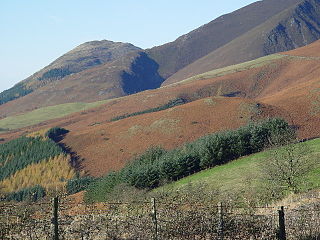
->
[0,0,257,92]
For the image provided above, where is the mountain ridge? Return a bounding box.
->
[163,0,320,85]
[147,0,302,79]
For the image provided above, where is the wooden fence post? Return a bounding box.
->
[151,198,158,240]
[51,197,59,240]
[217,202,224,240]
[278,206,286,240]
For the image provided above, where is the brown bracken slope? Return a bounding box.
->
[163,0,320,85]
[1,40,320,177]
[147,0,302,79]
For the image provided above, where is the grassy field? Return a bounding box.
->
[0,100,109,131]
[171,54,285,86]
[157,138,320,196]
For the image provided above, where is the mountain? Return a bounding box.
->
[163,0,320,85]
[147,0,302,80]
[0,40,140,107]
[3,0,319,117]
[23,40,143,87]
[0,42,163,118]
[1,40,320,177]
[51,40,320,176]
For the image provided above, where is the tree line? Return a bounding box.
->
[0,128,69,201]
[0,83,33,106]
[85,118,294,202]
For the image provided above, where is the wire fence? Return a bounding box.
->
[1,197,320,240]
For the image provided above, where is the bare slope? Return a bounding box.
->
[0,51,163,118]
[147,0,302,79]
[0,40,143,107]
[23,40,142,88]
[164,0,320,85]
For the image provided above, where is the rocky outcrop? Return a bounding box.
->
[264,0,320,54]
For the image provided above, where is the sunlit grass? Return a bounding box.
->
[157,138,320,194]
[0,100,109,131]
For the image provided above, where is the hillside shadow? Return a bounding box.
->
[122,52,164,95]
[57,141,85,173]
[49,131,85,173]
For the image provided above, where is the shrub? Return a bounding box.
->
[66,176,96,195]
[85,172,122,203]
[5,185,46,202]
[111,98,188,121]
[46,127,69,141]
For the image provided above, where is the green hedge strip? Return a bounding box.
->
[85,118,294,202]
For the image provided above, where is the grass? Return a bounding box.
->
[0,100,109,131]
[157,138,320,195]
[172,54,285,85]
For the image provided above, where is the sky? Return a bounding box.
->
[0,0,257,92]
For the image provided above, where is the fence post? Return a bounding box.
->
[217,202,224,240]
[151,198,158,240]
[51,197,59,240]
[278,206,286,240]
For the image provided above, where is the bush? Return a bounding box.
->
[111,98,188,121]
[85,172,122,203]
[46,127,69,141]
[66,176,96,195]
[5,185,46,202]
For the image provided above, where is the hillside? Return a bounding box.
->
[0,40,142,107]
[1,40,320,178]
[155,137,320,203]
[147,0,302,79]
[0,1,320,185]
[164,0,320,85]
[0,51,163,118]
[3,0,320,119]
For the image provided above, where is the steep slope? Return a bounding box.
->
[54,97,284,176]
[1,25,320,179]
[0,51,163,118]
[1,41,320,177]
[147,0,302,79]
[1,40,320,177]
[0,40,141,106]
[164,0,320,85]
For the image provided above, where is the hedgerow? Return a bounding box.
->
[111,98,188,121]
